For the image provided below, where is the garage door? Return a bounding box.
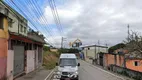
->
[13,45,24,76]
[26,50,35,73]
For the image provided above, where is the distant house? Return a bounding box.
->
[50,48,58,52]
[82,45,108,60]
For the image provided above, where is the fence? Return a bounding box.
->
[110,65,142,80]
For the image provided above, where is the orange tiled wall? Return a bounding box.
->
[126,60,142,72]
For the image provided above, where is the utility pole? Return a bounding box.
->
[128,24,130,42]
[61,37,63,49]
[98,40,100,52]
[61,37,66,49]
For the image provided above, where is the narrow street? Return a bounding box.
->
[51,60,129,80]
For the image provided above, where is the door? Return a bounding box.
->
[13,45,24,76]
[26,51,35,73]
[7,50,14,80]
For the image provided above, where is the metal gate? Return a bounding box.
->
[13,45,24,76]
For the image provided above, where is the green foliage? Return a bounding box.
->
[108,43,126,53]
[43,46,50,51]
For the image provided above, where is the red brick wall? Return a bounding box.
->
[0,38,8,79]
[0,57,6,79]
[104,54,115,67]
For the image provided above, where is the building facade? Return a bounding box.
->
[82,45,108,60]
[0,12,9,80]
[0,1,45,80]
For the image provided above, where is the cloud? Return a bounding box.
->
[41,0,142,47]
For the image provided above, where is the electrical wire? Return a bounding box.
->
[48,0,64,36]
[7,0,54,46]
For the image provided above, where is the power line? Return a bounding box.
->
[29,0,57,37]
[8,0,54,46]
[10,0,56,46]
[48,0,64,36]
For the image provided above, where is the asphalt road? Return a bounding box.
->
[52,60,125,80]
[79,61,123,80]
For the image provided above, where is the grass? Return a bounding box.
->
[42,51,59,70]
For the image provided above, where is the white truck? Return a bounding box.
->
[56,53,80,80]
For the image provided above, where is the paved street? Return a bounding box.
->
[78,61,124,80]
[52,60,130,80]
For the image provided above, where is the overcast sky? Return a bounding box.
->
[6,0,142,47]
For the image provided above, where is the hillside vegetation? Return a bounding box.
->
[43,51,59,69]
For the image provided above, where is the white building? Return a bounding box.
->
[82,45,108,59]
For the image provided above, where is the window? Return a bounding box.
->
[59,58,77,67]
[24,27,26,33]
[8,18,12,28]
[134,61,140,66]
[88,47,90,50]
[21,25,23,32]
[0,15,4,29]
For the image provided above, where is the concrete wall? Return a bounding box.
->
[7,50,14,80]
[8,11,28,36]
[83,46,108,60]
[8,12,18,34]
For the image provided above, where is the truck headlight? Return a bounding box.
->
[74,71,78,75]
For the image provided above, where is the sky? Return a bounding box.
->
[5,0,142,48]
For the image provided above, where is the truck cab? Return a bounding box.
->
[56,53,80,80]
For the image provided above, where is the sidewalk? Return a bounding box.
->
[15,67,52,80]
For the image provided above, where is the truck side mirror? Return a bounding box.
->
[78,63,80,66]
[56,63,58,66]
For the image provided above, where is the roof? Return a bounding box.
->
[60,53,76,58]
[82,45,108,48]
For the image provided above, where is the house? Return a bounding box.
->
[82,45,108,62]
[0,10,9,80]
[0,1,45,80]
[103,49,142,72]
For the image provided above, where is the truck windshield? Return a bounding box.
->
[59,58,77,67]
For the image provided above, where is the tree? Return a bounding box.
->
[43,46,50,51]
[124,31,142,55]
[108,43,126,53]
